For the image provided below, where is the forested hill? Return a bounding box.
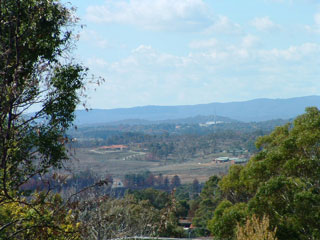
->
[76,115,237,127]
[75,95,320,125]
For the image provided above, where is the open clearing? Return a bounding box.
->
[69,147,235,183]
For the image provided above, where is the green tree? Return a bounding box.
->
[208,201,248,240]
[209,107,320,240]
[171,175,181,189]
[193,176,222,236]
[0,192,81,239]
[164,176,170,190]
[0,0,92,238]
[192,178,200,195]
[131,188,170,210]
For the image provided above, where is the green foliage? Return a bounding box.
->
[209,107,320,240]
[0,192,81,240]
[171,175,181,188]
[0,0,90,238]
[69,120,269,161]
[123,171,166,188]
[174,185,191,201]
[0,0,87,194]
[192,176,222,235]
[219,164,251,203]
[176,199,190,218]
[192,178,200,195]
[130,188,170,210]
[208,201,248,240]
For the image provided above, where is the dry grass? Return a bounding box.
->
[68,147,232,183]
[236,215,278,240]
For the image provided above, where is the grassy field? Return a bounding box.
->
[69,147,236,183]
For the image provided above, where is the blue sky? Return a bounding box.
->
[67,0,320,109]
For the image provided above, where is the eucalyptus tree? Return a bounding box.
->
[208,107,320,240]
[0,0,95,238]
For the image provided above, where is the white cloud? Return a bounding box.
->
[204,15,241,34]
[314,13,320,25]
[241,34,260,48]
[251,16,279,31]
[87,57,109,68]
[80,30,109,48]
[132,45,153,54]
[86,41,320,108]
[85,0,212,31]
[305,13,320,33]
[111,42,320,73]
[259,43,320,61]
[189,38,218,49]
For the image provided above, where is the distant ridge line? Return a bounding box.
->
[75,96,320,125]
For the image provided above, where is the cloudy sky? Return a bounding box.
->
[68,0,320,109]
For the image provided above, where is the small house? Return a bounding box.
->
[214,157,230,163]
[112,179,124,189]
[99,145,128,151]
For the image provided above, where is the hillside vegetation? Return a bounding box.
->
[75,96,320,124]
[1,0,319,239]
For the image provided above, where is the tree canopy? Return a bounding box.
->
[208,107,320,240]
[0,0,89,238]
[192,176,221,235]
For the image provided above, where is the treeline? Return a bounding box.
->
[68,119,291,166]
[3,1,310,238]
[69,119,289,149]
[76,186,200,239]
[142,130,260,161]
[123,171,182,190]
[70,129,264,164]
[17,106,320,239]
[183,108,320,239]
[20,169,197,200]
[73,108,320,240]
[70,119,289,139]
[20,170,111,198]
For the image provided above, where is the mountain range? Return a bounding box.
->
[75,95,320,125]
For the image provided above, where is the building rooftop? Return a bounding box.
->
[100,145,128,149]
